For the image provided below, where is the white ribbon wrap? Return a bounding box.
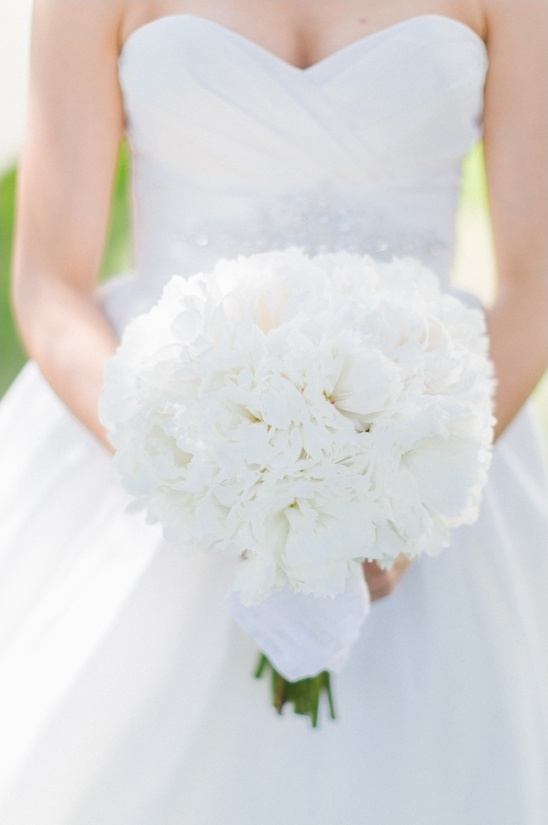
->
[226,570,370,681]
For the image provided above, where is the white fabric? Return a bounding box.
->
[226,571,371,680]
[0,15,547,825]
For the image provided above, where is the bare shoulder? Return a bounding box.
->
[481,0,547,109]
[479,0,546,285]
[482,0,547,51]
[31,0,126,55]
[20,1,132,275]
[27,0,130,127]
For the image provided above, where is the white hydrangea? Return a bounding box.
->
[100,249,495,605]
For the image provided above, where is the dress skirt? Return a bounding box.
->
[0,356,547,825]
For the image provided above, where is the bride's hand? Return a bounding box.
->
[362,555,411,602]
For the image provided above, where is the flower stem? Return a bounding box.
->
[254,654,336,728]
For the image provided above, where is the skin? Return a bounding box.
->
[12,0,548,602]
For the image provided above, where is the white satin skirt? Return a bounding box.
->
[0,357,547,825]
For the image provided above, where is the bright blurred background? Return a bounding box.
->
[0,2,545,435]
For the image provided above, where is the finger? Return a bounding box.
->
[362,555,412,601]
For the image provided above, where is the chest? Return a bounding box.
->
[121,0,485,69]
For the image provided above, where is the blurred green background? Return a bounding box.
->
[0,141,546,431]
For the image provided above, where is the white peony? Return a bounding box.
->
[100,249,495,610]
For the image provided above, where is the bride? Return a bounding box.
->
[1,1,547,823]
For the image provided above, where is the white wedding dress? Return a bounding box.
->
[0,15,547,825]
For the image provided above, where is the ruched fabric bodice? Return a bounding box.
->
[118,15,487,300]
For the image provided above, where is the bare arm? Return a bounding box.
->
[11,0,126,450]
[482,1,548,438]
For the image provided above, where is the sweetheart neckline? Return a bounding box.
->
[119,12,487,74]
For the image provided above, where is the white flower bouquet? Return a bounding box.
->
[100,249,495,725]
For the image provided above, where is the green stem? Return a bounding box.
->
[254,654,336,728]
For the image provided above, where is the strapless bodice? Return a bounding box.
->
[117,14,487,307]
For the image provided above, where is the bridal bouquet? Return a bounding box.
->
[100,249,495,725]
